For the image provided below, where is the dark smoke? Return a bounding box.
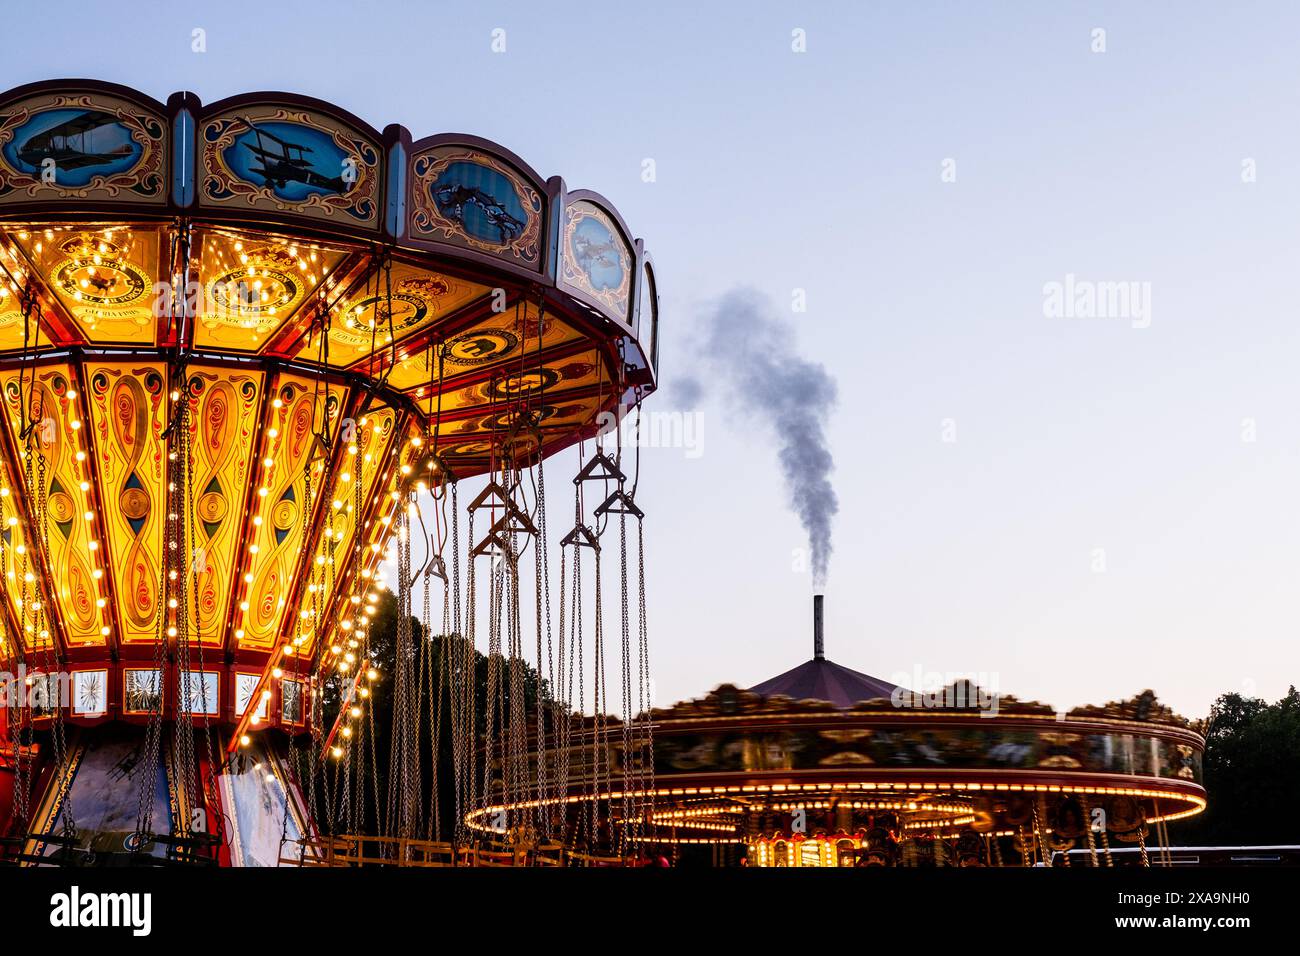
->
[703,288,839,587]
[670,374,705,409]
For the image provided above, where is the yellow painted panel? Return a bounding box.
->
[290,404,398,656]
[84,362,167,645]
[294,262,486,370]
[237,374,348,650]
[186,366,263,644]
[2,366,113,647]
[0,453,38,653]
[192,230,346,354]
[12,227,159,346]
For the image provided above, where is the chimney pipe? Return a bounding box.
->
[813,594,825,660]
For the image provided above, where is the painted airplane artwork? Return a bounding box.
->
[430,161,528,246]
[1,108,142,186]
[223,118,352,202]
[570,214,625,294]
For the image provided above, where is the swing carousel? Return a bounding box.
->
[0,79,658,866]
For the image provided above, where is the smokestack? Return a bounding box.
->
[813,594,825,660]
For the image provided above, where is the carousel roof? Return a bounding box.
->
[748,656,900,708]
[747,595,900,707]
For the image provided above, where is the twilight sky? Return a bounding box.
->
[8,0,1300,719]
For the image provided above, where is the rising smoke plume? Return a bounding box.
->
[702,288,839,587]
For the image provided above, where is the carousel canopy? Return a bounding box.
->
[749,594,900,706]
[748,657,900,708]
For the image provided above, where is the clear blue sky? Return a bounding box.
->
[9,1,1300,719]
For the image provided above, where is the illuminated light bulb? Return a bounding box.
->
[96,598,105,609]
[330,746,342,759]
[240,734,251,747]
[87,540,98,551]
[359,687,370,698]
[249,544,259,554]
[83,511,93,521]
[91,569,103,580]
[240,601,249,611]
[272,398,282,409]
[350,706,361,718]
[342,726,353,738]
[338,661,350,673]
[268,428,278,438]
[67,389,77,400]
[69,419,81,430]
[167,626,177,637]
[250,714,261,726]
[79,481,90,492]
[257,487,268,498]
[260,689,271,701]
[263,457,274,468]
[235,628,245,640]
[168,598,178,609]
[243,573,253,584]
[366,669,378,681]
[253,515,263,526]
[272,667,283,679]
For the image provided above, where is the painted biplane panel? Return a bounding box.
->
[201,107,381,229]
[185,365,264,645]
[409,146,544,268]
[1,365,113,648]
[561,200,632,320]
[84,361,167,646]
[0,92,167,206]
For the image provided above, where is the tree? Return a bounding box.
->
[1182,687,1300,845]
[312,587,551,838]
